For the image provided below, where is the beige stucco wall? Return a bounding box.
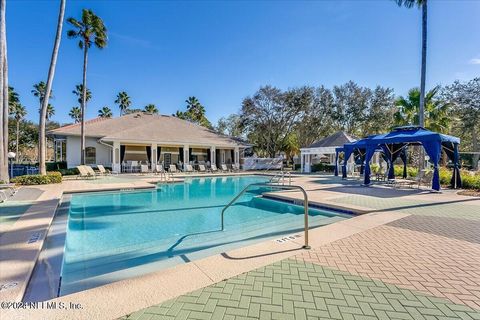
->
[66,136,112,168]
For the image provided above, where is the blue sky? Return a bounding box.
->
[7,0,480,125]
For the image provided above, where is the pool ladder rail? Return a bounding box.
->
[268,170,292,186]
[220,182,311,249]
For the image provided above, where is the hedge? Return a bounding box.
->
[12,172,62,185]
[311,163,336,172]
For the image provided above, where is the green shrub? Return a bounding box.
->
[12,171,62,185]
[370,164,380,174]
[393,165,418,178]
[59,168,79,176]
[45,161,67,171]
[311,163,336,172]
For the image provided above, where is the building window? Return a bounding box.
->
[85,147,96,164]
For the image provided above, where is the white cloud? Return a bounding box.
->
[469,58,480,65]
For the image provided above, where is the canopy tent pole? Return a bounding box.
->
[362,147,376,185]
[423,141,441,191]
[334,149,339,176]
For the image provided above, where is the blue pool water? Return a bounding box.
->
[60,176,348,295]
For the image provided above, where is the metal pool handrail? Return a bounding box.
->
[220,182,311,249]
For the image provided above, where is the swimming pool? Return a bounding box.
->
[59,176,349,296]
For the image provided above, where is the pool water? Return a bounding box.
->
[60,176,348,295]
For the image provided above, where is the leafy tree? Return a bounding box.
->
[215,114,243,137]
[72,84,91,104]
[115,91,131,115]
[144,104,158,114]
[443,78,480,168]
[240,86,305,157]
[9,103,26,161]
[98,106,113,118]
[361,86,396,135]
[394,86,451,133]
[174,96,212,129]
[38,0,65,174]
[67,8,107,165]
[69,106,82,123]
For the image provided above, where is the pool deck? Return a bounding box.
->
[1,173,479,319]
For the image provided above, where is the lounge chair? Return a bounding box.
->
[198,165,207,173]
[169,164,178,174]
[210,164,219,173]
[84,165,98,179]
[76,166,92,179]
[231,164,240,172]
[221,164,230,172]
[185,164,195,173]
[140,164,150,175]
[97,165,110,175]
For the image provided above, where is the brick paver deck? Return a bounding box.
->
[121,259,480,320]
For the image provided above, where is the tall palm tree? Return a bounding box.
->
[144,104,158,114]
[38,0,65,175]
[115,91,131,115]
[72,84,91,104]
[8,86,18,110]
[394,0,427,129]
[394,86,451,134]
[10,103,26,161]
[98,106,112,118]
[67,9,107,165]
[69,106,81,123]
[0,0,8,182]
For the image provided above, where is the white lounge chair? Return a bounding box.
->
[198,165,207,173]
[210,164,219,173]
[84,165,98,179]
[185,164,194,173]
[221,164,230,172]
[97,165,110,175]
[76,166,93,179]
[231,164,240,172]
[169,165,178,174]
[140,164,149,174]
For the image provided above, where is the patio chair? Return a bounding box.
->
[76,166,92,179]
[0,183,17,195]
[221,164,230,172]
[210,164,219,173]
[97,165,111,175]
[198,164,207,173]
[231,164,240,172]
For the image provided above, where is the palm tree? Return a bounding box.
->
[115,91,131,115]
[8,86,19,110]
[98,106,112,118]
[10,103,26,161]
[38,0,65,175]
[72,84,91,104]
[394,0,427,129]
[67,9,107,165]
[69,106,81,123]
[32,82,53,110]
[46,104,55,121]
[144,104,158,114]
[0,0,8,182]
[394,86,451,133]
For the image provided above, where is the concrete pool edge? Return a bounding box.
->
[5,210,410,320]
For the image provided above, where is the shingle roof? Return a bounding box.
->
[48,113,248,147]
[305,131,356,149]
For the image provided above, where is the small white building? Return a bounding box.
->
[300,131,356,173]
[49,113,249,171]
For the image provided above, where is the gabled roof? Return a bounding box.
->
[305,131,356,149]
[48,113,249,147]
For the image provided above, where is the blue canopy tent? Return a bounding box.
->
[341,136,380,179]
[362,127,461,191]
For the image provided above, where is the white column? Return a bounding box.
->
[234,147,239,167]
[183,145,189,170]
[305,153,311,173]
[210,146,216,166]
[113,141,121,173]
[151,143,157,171]
[300,152,304,173]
